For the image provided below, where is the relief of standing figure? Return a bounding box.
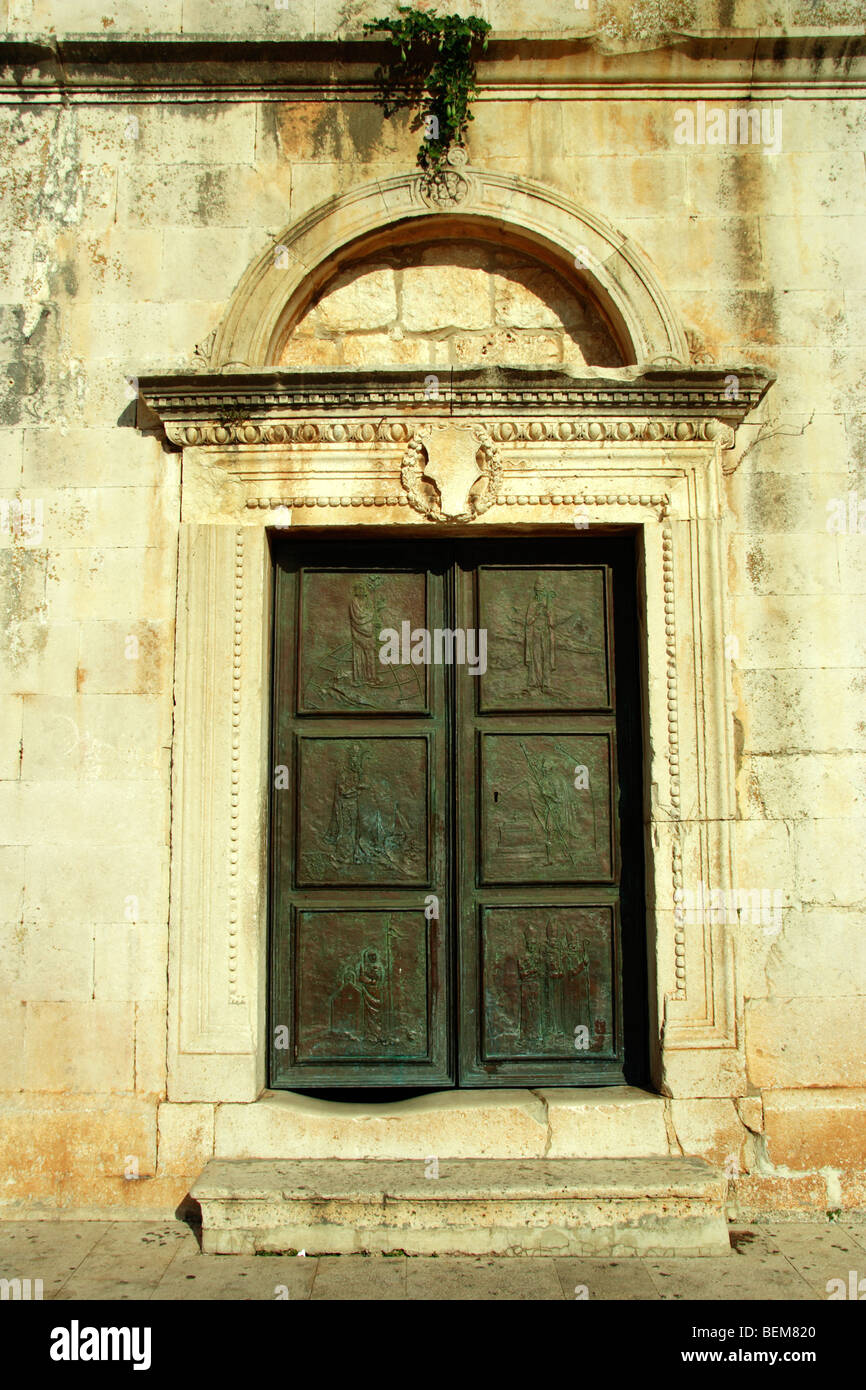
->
[324,743,368,864]
[349,581,379,686]
[524,577,556,693]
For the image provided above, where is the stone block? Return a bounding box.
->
[0,780,168,847]
[183,0,313,36]
[554,153,688,221]
[77,103,255,169]
[22,0,183,31]
[763,908,866,998]
[133,1000,168,1096]
[731,595,866,669]
[117,164,290,229]
[76,620,173,696]
[341,334,434,367]
[0,695,22,780]
[0,847,23,920]
[492,269,581,329]
[0,919,93,1003]
[93,923,169,1003]
[0,1000,26,1091]
[669,1098,747,1170]
[763,1090,866,1170]
[619,213,765,294]
[0,428,23,489]
[160,226,265,303]
[59,228,164,304]
[23,1001,136,1093]
[725,471,850,536]
[0,1093,160,1210]
[285,164,382,230]
[21,427,167,491]
[45,547,177,624]
[728,532,840,596]
[738,668,866,755]
[277,337,341,368]
[731,820,795,903]
[64,301,223,367]
[23,842,168,926]
[21,694,169,782]
[156,1101,215,1177]
[451,329,561,365]
[0,622,79,697]
[746,998,866,1089]
[402,261,492,333]
[315,267,397,331]
[193,1156,730,1257]
[737,1096,764,1134]
[742,753,866,821]
[215,1089,549,1160]
[838,534,866,594]
[793,820,866,907]
[543,1087,671,1157]
[730,1173,829,1217]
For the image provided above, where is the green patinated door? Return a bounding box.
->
[270,536,645,1089]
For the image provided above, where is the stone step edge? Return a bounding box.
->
[192,1156,726,1203]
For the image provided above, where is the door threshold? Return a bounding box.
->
[213,1086,671,1162]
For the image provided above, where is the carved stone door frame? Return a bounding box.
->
[139,365,772,1110]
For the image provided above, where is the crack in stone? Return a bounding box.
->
[528,1089,552,1157]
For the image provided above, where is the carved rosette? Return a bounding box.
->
[416,145,473,210]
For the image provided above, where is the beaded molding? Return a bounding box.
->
[165,416,736,449]
[662,521,686,1001]
[228,528,244,1005]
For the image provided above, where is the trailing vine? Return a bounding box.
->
[363,6,491,176]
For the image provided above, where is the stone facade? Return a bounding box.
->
[1,1,865,1220]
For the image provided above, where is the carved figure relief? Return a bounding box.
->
[296,910,428,1061]
[481,733,612,882]
[299,570,427,712]
[524,576,557,693]
[298,737,429,884]
[482,907,612,1059]
[478,567,610,711]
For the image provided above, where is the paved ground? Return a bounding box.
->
[1,1217,865,1300]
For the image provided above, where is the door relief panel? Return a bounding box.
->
[296,734,431,886]
[480,906,616,1062]
[295,909,430,1063]
[478,565,611,712]
[480,732,614,883]
[298,568,429,713]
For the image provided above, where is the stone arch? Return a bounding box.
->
[211,168,689,370]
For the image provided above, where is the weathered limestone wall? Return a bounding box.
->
[0,6,865,1216]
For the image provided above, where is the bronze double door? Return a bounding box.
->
[270,536,646,1090]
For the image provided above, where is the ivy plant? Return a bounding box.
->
[363,6,491,175]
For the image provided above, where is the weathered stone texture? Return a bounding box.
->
[0,13,864,1217]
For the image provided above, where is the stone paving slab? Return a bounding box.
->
[403,1255,564,1301]
[0,1218,861,1300]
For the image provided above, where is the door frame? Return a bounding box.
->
[139,366,767,1112]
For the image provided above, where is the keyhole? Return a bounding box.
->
[493,791,499,803]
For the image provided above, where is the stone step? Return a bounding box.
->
[191,1156,731,1257]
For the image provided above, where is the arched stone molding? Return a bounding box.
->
[211,169,690,371]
